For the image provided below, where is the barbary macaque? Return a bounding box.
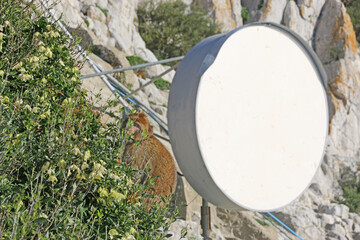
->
[123,112,177,197]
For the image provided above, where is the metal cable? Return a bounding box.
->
[123,62,179,100]
[266,212,305,240]
[80,56,184,79]
[259,213,294,240]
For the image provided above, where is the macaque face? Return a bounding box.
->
[125,113,153,141]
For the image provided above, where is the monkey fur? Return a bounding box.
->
[123,113,177,198]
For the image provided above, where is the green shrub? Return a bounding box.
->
[137,0,219,60]
[126,56,147,66]
[338,175,360,213]
[154,78,171,91]
[241,7,250,22]
[0,1,177,239]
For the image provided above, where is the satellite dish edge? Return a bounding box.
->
[168,22,329,211]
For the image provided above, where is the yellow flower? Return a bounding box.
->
[30,56,39,63]
[109,173,120,181]
[49,31,60,38]
[41,78,47,84]
[47,168,55,176]
[32,107,39,113]
[110,189,125,202]
[45,48,53,58]
[109,229,119,239]
[4,21,10,27]
[68,165,81,177]
[39,46,46,53]
[19,74,32,82]
[0,32,4,40]
[84,150,91,161]
[81,162,89,170]
[41,162,50,172]
[0,70,4,78]
[72,147,81,156]
[99,127,106,134]
[90,163,107,180]
[98,187,109,198]
[24,105,31,111]
[34,32,40,38]
[48,175,57,182]
[39,213,48,219]
[57,159,66,169]
[12,62,22,70]
[46,25,52,31]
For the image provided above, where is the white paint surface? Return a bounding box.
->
[195,26,328,211]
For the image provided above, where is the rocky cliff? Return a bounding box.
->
[43,0,360,239]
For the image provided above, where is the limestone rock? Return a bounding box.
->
[318,204,350,219]
[260,0,287,24]
[86,5,107,23]
[138,77,168,106]
[283,1,314,43]
[197,0,243,32]
[168,219,202,240]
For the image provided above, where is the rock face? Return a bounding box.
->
[198,0,243,32]
[45,0,360,239]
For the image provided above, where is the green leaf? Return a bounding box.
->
[34,217,48,224]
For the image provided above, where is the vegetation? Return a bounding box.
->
[154,78,171,91]
[338,175,360,213]
[126,56,147,66]
[343,0,360,42]
[137,0,219,60]
[241,7,250,22]
[0,0,177,239]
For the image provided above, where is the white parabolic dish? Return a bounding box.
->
[168,23,328,211]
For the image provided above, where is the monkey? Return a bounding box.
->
[122,112,177,199]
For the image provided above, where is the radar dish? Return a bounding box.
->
[168,23,328,211]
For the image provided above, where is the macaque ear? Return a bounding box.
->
[148,126,153,136]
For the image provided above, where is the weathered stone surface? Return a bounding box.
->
[212,209,279,240]
[314,0,359,64]
[138,78,168,106]
[168,219,203,240]
[197,0,243,32]
[283,0,314,43]
[321,214,336,226]
[260,0,287,23]
[318,204,350,219]
[86,5,107,23]
[296,0,326,24]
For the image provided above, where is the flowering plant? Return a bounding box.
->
[0,1,177,239]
